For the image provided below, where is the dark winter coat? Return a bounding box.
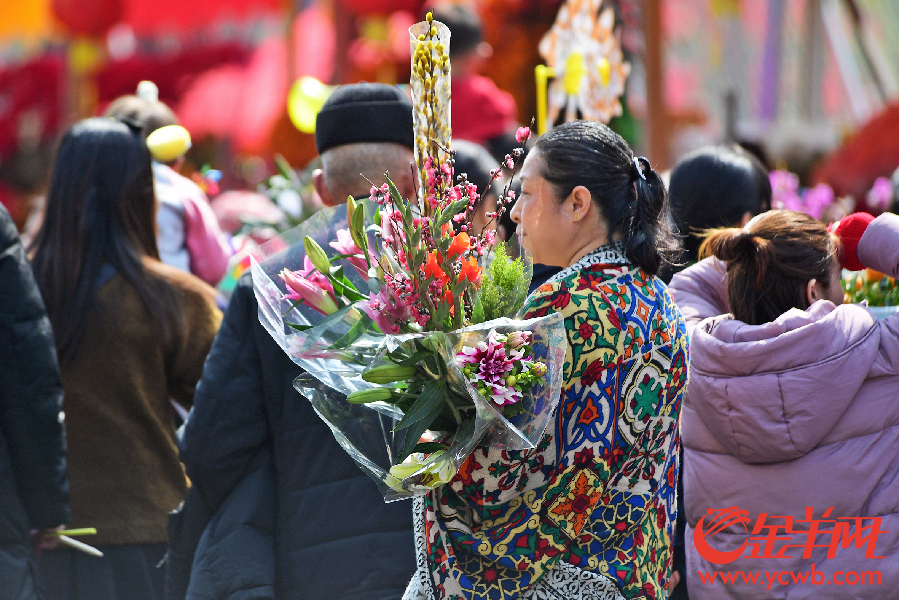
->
[0,205,69,600]
[180,259,415,600]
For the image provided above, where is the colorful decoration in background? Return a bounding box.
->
[811,101,899,202]
[146,124,192,163]
[0,55,65,159]
[347,11,417,84]
[287,77,335,134]
[339,0,421,18]
[535,0,630,133]
[51,0,124,37]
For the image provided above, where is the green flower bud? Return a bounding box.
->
[362,364,418,384]
[304,236,331,275]
[347,387,394,404]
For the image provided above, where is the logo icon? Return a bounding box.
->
[694,506,751,565]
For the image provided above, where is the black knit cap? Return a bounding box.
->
[315,82,414,154]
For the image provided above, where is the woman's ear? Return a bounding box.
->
[568,185,592,222]
[806,279,822,305]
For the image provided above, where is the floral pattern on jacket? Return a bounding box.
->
[419,259,689,599]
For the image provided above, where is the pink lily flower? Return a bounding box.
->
[280,266,339,315]
[330,229,370,278]
[359,285,414,334]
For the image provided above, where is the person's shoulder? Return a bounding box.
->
[144,258,220,308]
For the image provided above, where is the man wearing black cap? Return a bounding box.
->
[312,83,416,205]
[177,83,416,600]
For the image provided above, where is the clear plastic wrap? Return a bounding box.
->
[252,212,566,499]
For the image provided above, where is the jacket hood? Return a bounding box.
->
[687,300,880,464]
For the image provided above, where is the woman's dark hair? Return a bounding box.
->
[668,144,772,262]
[30,117,183,364]
[699,210,839,325]
[533,120,679,275]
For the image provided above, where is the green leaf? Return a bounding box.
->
[386,177,410,220]
[274,154,298,186]
[393,379,446,431]
[331,312,374,349]
[350,205,368,253]
[397,400,445,463]
[435,199,469,227]
[411,442,449,455]
[471,294,485,324]
[395,350,438,367]
[283,298,305,317]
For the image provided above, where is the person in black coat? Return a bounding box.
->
[0,204,69,600]
[178,83,419,600]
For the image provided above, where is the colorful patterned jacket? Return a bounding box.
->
[411,244,689,599]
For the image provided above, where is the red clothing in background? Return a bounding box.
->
[451,74,517,146]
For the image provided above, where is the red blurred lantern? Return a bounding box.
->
[339,0,421,17]
[52,0,125,37]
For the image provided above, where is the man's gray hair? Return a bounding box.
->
[321,142,415,202]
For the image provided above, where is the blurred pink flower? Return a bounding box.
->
[801,183,834,221]
[769,170,801,211]
[866,177,892,213]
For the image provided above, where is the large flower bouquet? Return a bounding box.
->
[253,14,565,500]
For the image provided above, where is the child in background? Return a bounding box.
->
[104,83,232,287]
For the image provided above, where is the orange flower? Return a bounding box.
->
[424,251,449,285]
[866,268,886,284]
[446,232,471,259]
[459,256,481,286]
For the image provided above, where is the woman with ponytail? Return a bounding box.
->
[29,118,221,600]
[404,120,688,600]
[669,209,899,599]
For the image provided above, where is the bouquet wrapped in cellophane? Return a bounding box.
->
[253,13,565,501]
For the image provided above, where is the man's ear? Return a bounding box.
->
[312,169,335,206]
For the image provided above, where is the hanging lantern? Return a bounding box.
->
[52,0,124,37]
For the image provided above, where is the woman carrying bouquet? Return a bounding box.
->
[669,210,899,599]
[29,118,221,599]
[405,120,688,600]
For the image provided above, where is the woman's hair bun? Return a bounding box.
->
[700,228,774,285]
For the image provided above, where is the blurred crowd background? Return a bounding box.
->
[2,0,899,250]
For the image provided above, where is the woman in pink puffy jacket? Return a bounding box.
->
[669,210,899,599]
